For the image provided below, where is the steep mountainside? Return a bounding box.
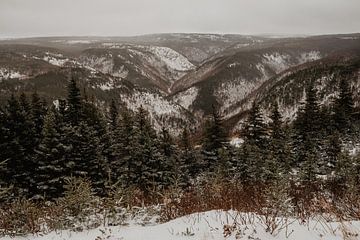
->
[0,46,195,134]
[170,35,360,120]
[1,33,360,134]
[79,44,195,93]
[226,54,360,132]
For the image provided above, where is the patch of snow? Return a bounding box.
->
[144,46,195,72]
[0,68,27,80]
[229,137,243,147]
[122,91,190,134]
[113,65,129,78]
[8,210,360,240]
[172,87,198,110]
[234,43,250,48]
[81,56,114,74]
[42,56,68,66]
[99,83,114,91]
[338,36,359,40]
[299,51,321,64]
[263,52,292,73]
[52,100,59,109]
[228,62,240,68]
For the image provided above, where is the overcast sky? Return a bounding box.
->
[1,0,359,38]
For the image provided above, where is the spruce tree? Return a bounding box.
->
[130,106,164,192]
[159,126,178,186]
[239,101,268,182]
[66,77,82,125]
[179,127,201,178]
[109,99,119,130]
[243,101,268,149]
[294,80,322,176]
[30,92,47,146]
[334,77,354,134]
[0,94,39,197]
[202,105,228,172]
[202,105,227,152]
[109,107,135,186]
[34,107,69,199]
[325,131,342,174]
[266,102,291,181]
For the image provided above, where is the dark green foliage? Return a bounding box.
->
[237,142,263,182]
[34,107,69,199]
[333,77,355,134]
[2,94,36,197]
[243,102,268,149]
[202,105,228,152]
[325,131,342,173]
[108,107,134,186]
[202,105,228,171]
[293,81,322,179]
[1,70,360,203]
[238,101,269,182]
[109,99,119,130]
[129,107,165,191]
[179,128,202,178]
[30,92,47,145]
[294,81,322,142]
[159,127,179,185]
[265,102,291,181]
[66,77,82,125]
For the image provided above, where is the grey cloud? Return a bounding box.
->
[0,0,359,37]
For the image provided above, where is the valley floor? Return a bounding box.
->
[5,210,360,240]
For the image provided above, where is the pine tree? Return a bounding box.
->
[202,105,228,172]
[325,131,342,174]
[202,105,228,152]
[0,107,9,198]
[333,77,354,134]
[109,99,119,130]
[66,77,82,125]
[2,94,35,197]
[294,80,322,177]
[108,107,135,186]
[265,102,291,181]
[179,127,201,178]
[237,142,262,182]
[239,101,268,182]
[130,106,164,192]
[63,121,107,194]
[159,126,178,186]
[34,107,69,199]
[30,92,47,145]
[243,101,268,149]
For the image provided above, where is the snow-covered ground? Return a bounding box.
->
[263,53,292,73]
[144,46,195,72]
[0,68,27,80]
[122,90,192,134]
[6,210,360,240]
[172,86,198,110]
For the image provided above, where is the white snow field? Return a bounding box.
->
[5,210,360,240]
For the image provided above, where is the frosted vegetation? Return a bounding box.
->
[0,72,360,239]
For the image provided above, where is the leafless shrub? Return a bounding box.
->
[0,198,42,237]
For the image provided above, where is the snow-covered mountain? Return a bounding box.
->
[1,33,360,134]
[79,44,195,93]
[170,34,360,122]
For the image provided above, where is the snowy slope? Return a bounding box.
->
[144,46,195,72]
[122,90,195,135]
[79,44,195,92]
[0,68,27,80]
[6,210,360,240]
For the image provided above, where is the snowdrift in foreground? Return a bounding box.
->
[7,210,360,240]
